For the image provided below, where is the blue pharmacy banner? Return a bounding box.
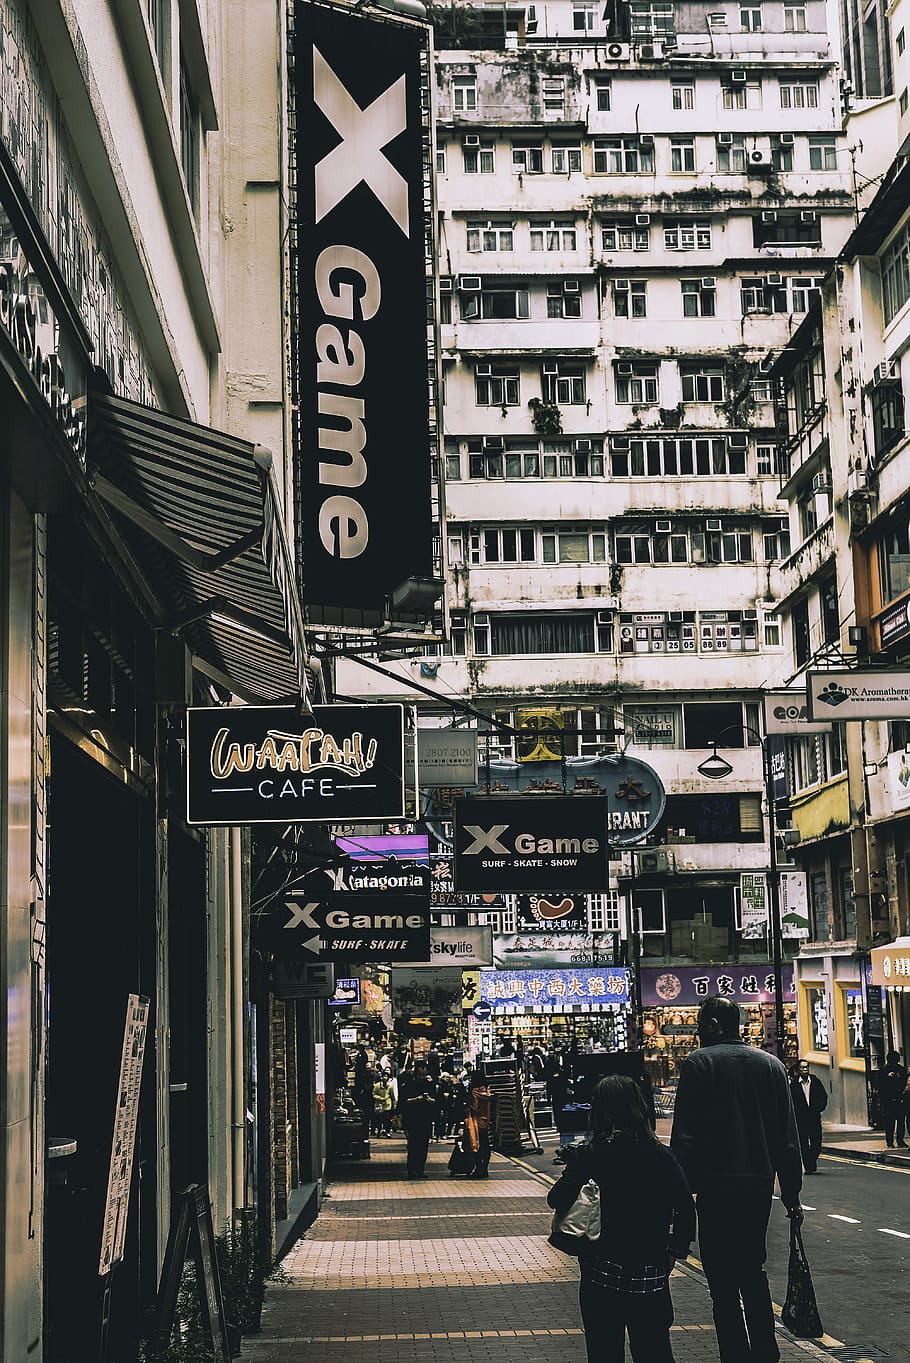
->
[479,967,631,1009]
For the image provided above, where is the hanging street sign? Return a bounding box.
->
[271,960,337,1000]
[603,755,666,846]
[763,690,831,736]
[453,795,609,892]
[186,704,405,825]
[807,670,910,720]
[259,891,430,964]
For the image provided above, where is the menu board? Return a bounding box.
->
[99,995,149,1275]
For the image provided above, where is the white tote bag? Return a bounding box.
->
[548,1179,601,1255]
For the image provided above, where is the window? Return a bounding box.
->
[672,80,695,110]
[722,82,762,109]
[626,704,681,744]
[475,365,519,406]
[593,137,655,173]
[462,288,529,320]
[750,378,772,402]
[756,443,784,476]
[881,221,910,325]
[881,510,910,601]
[670,138,696,172]
[681,279,716,316]
[615,363,658,403]
[742,274,823,315]
[466,220,514,252]
[444,446,461,480]
[808,136,837,170]
[763,612,782,647]
[542,364,587,404]
[872,379,905,458]
[901,89,909,117]
[610,434,738,476]
[770,136,794,172]
[464,141,495,173]
[699,526,753,564]
[740,4,763,28]
[547,281,583,318]
[784,2,807,30]
[147,0,169,75]
[820,574,840,644]
[453,75,477,111]
[540,525,608,563]
[664,219,712,250]
[681,366,725,402]
[630,1,675,34]
[615,533,652,564]
[898,27,906,54]
[574,4,596,29]
[779,81,819,108]
[717,134,747,172]
[540,441,605,477]
[783,344,825,434]
[531,220,577,251]
[753,211,821,245]
[439,282,452,324]
[796,481,824,539]
[602,219,650,251]
[467,439,545,480]
[613,279,647,317]
[480,613,611,656]
[466,527,537,564]
[542,78,565,112]
[179,54,200,213]
[589,892,622,933]
[763,518,791,560]
[595,78,612,111]
[436,147,447,175]
[551,144,583,173]
[512,143,543,173]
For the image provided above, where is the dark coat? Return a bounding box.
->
[879,1061,909,1108]
[789,1073,828,1144]
[397,1073,437,1128]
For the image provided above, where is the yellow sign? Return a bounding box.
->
[516,707,564,761]
[462,970,480,1010]
[870,937,910,988]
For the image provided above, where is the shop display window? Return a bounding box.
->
[803,984,829,1052]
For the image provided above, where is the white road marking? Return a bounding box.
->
[879,1227,910,1239]
[828,1214,860,1224]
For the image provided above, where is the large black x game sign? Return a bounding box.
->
[294,1,432,622]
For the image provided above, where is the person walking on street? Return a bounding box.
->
[397,1058,437,1177]
[789,1059,828,1173]
[372,1070,394,1136]
[464,1066,495,1177]
[670,995,803,1363]
[879,1050,909,1147]
[435,1071,456,1141]
[548,1075,695,1363]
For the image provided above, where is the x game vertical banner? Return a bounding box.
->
[294,2,432,621]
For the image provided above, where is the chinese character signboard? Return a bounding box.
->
[294,1,432,622]
[453,795,609,892]
[186,704,405,825]
[480,967,631,1009]
[328,977,361,1006]
[428,853,508,910]
[739,873,768,938]
[780,870,810,938]
[641,964,795,1007]
[516,893,588,932]
[494,934,618,969]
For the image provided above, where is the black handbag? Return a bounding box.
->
[781,1222,824,1338]
[448,1138,475,1176]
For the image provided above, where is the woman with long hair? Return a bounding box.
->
[464,1063,494,1178]
[547,1074,695,1363]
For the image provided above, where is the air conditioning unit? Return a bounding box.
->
[475,363,492,377]
[459,275,482,291]
[564,279,580,293]
[526,4,538,32]
[759,353,775,373]
[483,436,504,451]
[605,41,631,60]
[617,361,634,374]
[728,432,748,450]
[575,438,592,453]
[655,518,672,532]
[743,608,758,620]
[701,276,716,289]
[706,517,723,530]
[847,467,869,495]
[731,68,748,82]
[812,472,831,492]
[614,278,631,291]
[766,273,783,287]
[749,150,773,169]
[761,210,778,223]
[462,134,480,147]
[596,609,614,624]
[780,132,795,146]
[718,132,734,145]
[611,435,630,449]
[874,360,898,384]
[439,277,453,293]
[635,848,673,875]
[639,133,655,146]
[635,213,651,225]
[800,210,817,223]
[638,42,660,60]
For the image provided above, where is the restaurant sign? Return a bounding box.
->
[186,704,405,825]
[453,795,609,892]
[479,967,631,1009]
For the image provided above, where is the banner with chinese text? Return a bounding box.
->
[479,966,630,1009]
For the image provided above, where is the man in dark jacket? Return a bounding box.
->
[789,1059,829,1172]
[397,1059,437,1177]
[671,995,803,1363]
[878,1050,908,1147]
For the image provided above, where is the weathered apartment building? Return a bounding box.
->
[338,0,857,1066]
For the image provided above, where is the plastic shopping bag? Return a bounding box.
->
[781,1222,824,1338]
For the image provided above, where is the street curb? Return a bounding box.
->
[821,1143,910,1171]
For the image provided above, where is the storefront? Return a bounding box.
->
[640,964,798,1089]
[871,937,910,1074]
[478,967,633,1057]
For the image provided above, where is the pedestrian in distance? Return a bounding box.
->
[464,1065,495,1177]
[788,1059,829,1173]
[878,1049,909,1147]
[397,1057,437,1177]
[371,1070,394,1136]
[671,995,803,1363]
[435,1071,456,1141]
[548,1074,695,1363]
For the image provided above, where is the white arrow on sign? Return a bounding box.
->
[283,901,321,931]
[300,935,323,956]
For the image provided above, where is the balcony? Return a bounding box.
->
[777,517,835,602]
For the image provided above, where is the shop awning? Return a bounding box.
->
[89,389,310,705]
[870,937,910,988]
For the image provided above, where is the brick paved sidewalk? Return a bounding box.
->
[238,1137,837,1363]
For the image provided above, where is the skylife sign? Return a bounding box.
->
[453,795,609,892]
[294,1,432,622]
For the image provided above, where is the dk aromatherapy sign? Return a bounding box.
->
[186,704,405,825]
[453,795,609,892]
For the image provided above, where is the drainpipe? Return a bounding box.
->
[231,827,246,1213]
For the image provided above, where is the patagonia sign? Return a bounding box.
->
[294,1,432,622]
[453,795,609,892]
[186,704,405,825]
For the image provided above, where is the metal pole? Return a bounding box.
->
[763,741,786,1060]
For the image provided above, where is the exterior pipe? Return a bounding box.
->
[231,827,246,1213]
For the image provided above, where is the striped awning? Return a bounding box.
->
[89,389,309,704]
